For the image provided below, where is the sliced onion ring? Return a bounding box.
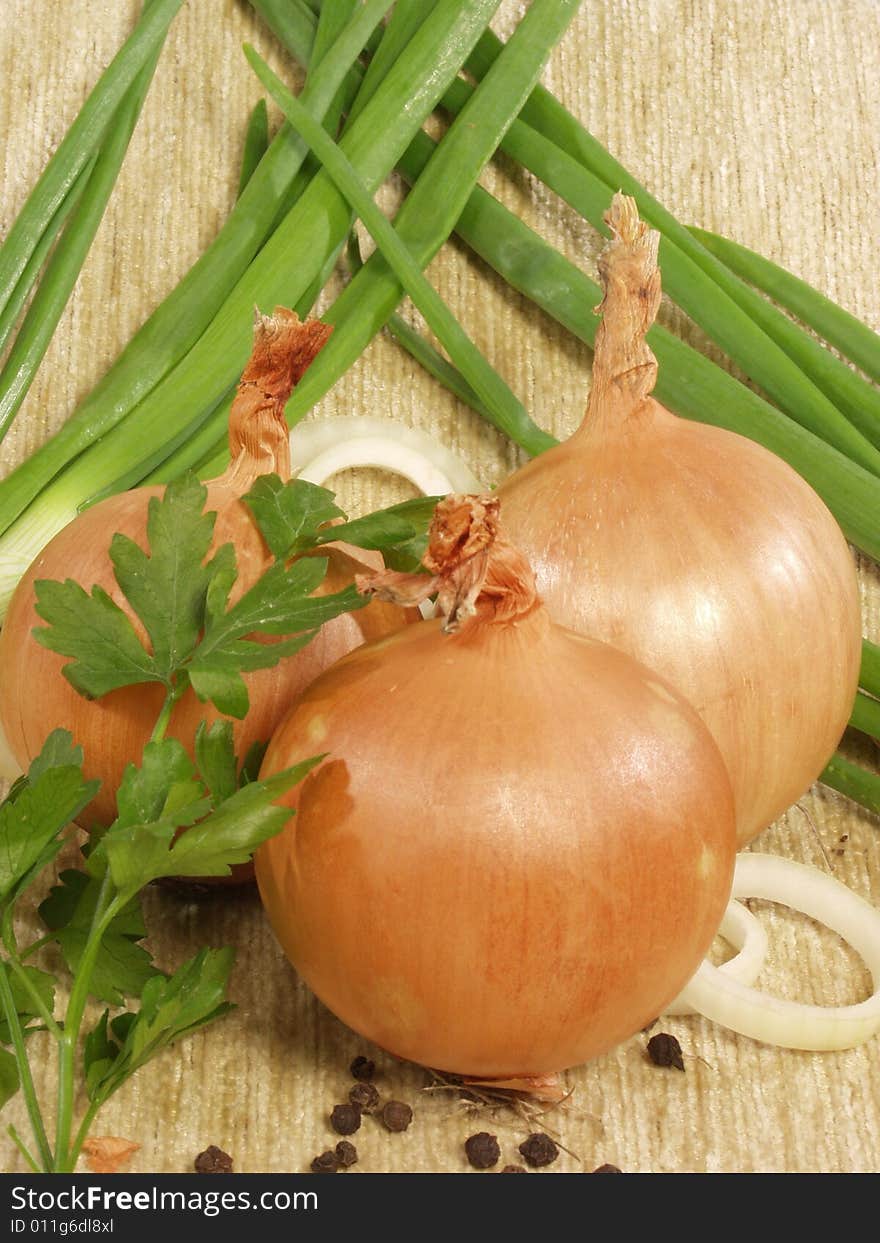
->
[298,438,459,496]
[291,416,483,495]
[676,853,880,1050]
[665,898,768,1016]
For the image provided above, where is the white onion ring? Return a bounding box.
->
[292,417,483,621]
[677,853,880,1050]
[298,438,458,496]
[291,416,483,495]
[664,898,768,1016]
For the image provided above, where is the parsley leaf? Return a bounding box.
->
[83,1011,117,1099]
[38,871,157,1006]
[0,1045,18,1109]
[85,949,234,1103]
[317,494,439,555]
[113,739,208,833]
[238,739,268,786]
[33,475,369,721]
[0,732,99,904]
[27,730,88,781]
[0,964,55,1044]
[242,476,436,573]
[32,579,163,698]
[150,760,319,879]
[243,475,344,558]
[108,475,219,675]
[100,755,320,892]
[188,557,361,717]
[31,476,225,699]
[194,721,238,805]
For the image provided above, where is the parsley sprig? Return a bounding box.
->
[0,473,433,1172]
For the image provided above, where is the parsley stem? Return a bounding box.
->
[54,876,122,1172]
[7,1124,41,1174]
[0,960,53,1171]
[0,906,62,1039]
[68,1098,103,1172]
[150,683,185,744]
[18,934,53,962]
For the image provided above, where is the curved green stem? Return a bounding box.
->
[54,875,122,1172]
[0,961,53,1170]
[19,934,54,962]
[1,906,62,1038]
[68,1097,103,1172]
[150,681,185,744]
[7,1124,41,1173]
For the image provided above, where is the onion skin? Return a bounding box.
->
[256,496,736,1078]
[0,489,406,829]
[0,311,411,850]
[497,198,862,844]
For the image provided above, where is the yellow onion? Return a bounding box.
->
[255,495,736,1078]
[497,195,862,844]
[0,309,410,837]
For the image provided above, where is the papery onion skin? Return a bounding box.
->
[255,495,736,1078]
[0,311,410,837]
[497,197,862,844]
[0,494,405,829]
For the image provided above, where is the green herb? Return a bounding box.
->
[0,0,498,614]
[0,0,183,341]
[390,129,880,569]
[243,476,346,559]
[820,753,880,819]
[689,227,880,388]
[0,0,388,541]
[0,158,95,359]
[38,871,155,1006]
[237,99,270,198]
[259,0,583,456]
[0,738,98,904]
[0,473,397,1170]
[461,24,880,475]
[849,691,880,743]
[0,12,167,440]
[243,38,560,457]
[861,640,880,703]
[242,474,436,572]
[681,226,880,453]
[32,474,360,725]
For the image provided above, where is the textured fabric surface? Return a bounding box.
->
[0,0,878,1174]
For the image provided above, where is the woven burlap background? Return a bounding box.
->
[1,0,878,1174]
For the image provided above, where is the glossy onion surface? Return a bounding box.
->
[256,604,736,1078]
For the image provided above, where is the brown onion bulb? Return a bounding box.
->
[255,495,736,1078]
[497,196,862,844]
[0,310,410,834]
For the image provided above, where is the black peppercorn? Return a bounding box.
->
[349,1082,381,1114]
[518,1132,558,1168]
[500,1164,528,1174]
[464,1132,501,1169]
[194,1146,233,1174]
[592,1163,623,1173]
[335,1140,358,1168]
[381,1100,413,1132]
[330,1102,362,1135]
[310,1150,340,1174]
[350,1055,376,1081]
[647,1031,685,1071]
